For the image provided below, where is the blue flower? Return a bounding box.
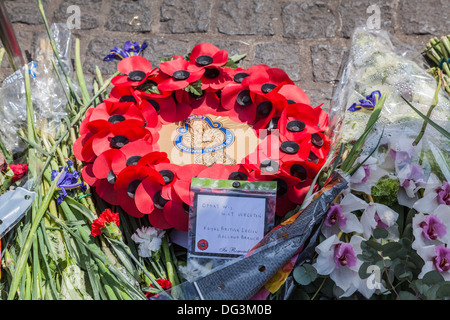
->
[104,41,148,61]
[348,90,381,112]
[51,161,86,205]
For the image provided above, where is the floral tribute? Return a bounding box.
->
[74,42,331,231]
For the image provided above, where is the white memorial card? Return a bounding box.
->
[192,193,268,258]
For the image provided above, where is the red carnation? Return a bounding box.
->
[146,278,172,298]
[9,163,28,183]
[91,208,121,238]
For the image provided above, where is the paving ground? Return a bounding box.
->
[1,0,449,110]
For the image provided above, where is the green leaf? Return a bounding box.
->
[398,291,418,300]
[293,264,317,286]
[224,58,237,69]
[401,95,450,141]
[373,227,389,239]
[422,270,445,285]
[381,242,402,256]
[229,53,247,63]
[365,240,382,251]
[435,283,450,300]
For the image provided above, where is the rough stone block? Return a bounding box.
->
[310,44,348,82]
[104,0,154,32]
[4,0,46,25]
[254,42,301,81]
[216,0,277,36]
[54,0,103,30]
[160,0,211,34]
[282,1,337,39]
[339,0,395,38]
[400,0,450,35]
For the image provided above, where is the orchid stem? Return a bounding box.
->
[413,73,441,146]
[310,277,327,300]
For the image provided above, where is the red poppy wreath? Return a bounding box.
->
[75,42,331,233]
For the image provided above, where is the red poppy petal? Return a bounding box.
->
[135,177,162,214]
[163,198,189,231]
[176,164,206,181]
[148,208,173,229]
[276,84,310,105]
[190,43,219,61]
[275,194,298,217]
[287,179,314,204]
[73,133,97,163]
[111,74,146,87]
[159,58,189,77]
[81,164,99,187]
[220,83,245,110]
[158,77,189,92]
[173,180,192,205]
[137,152,170,166]
[197,164,231,180]
[117,188,145,218]
[117,56,152,75]
[95,179,120,206]
[93,149,126,179]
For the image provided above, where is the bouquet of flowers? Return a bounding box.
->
[289,28,450,300]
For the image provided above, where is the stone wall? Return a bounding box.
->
[1,0,449,110]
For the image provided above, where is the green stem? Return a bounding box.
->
[0,48,5,68]
[413,74,441,146]
[75,38,91,105]
[7,170,64,299]
[162,235,179,287]
[310,277,327,300]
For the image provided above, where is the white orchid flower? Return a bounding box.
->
[413,174,450,214]
[313,235,368,298]
[322,193,367,238]
[360,202,399,240]
[350,156,390,195]
[417,244,450,281]
[412,205,450,250]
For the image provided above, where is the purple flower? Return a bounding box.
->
[348,90,381,112]
[420,215,447,241]
[414,175,449,214]
[334,243,357,268]
[412,205,450,250]
[321,193,366,238]
[438,182,450,205]
[51,162,86,205]
[418,243,450,280]
[104,41,148,61]
[325,204,347,228]
[434,245,450,273]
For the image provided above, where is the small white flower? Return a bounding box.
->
[178,260,214,281]
[131,226,165,258]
